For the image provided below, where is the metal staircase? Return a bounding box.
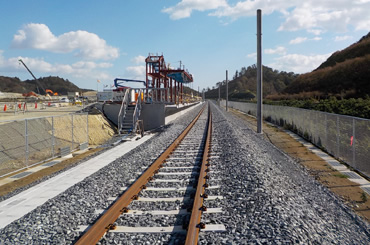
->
[117,89,143,135]
[121,104,135,132]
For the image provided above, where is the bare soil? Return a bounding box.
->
[0,107,116,197]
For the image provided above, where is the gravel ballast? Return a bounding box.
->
[0,104,204,244]
[198,102,370,244]
[0,101,369,244]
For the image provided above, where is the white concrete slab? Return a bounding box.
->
[78,223,225,233]
[279,123,370,196]
[135,195,223,202]
[165,102,203,124]
[0,134,154,229]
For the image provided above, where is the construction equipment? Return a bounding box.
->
[114,78,146,91]
[22,91,38,97]
[18,59,46,95]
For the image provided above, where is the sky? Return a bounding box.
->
[0,0,369,91]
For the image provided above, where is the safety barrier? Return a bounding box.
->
[0,102,49,114]
[222,100,370,178]
[0,113,88,177]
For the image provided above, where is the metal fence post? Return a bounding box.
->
[25,119,29,167]
[353,118,356,166]
[86,114,89,145]
[72,114,74,150]
[325,114,328,147]
[336,115,340,157]
[52,116,55,158]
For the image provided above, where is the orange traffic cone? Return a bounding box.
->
[35,102,37,109]
[18,103,21,109]
[3,104,7,111]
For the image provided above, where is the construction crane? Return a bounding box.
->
[18,59,46,94]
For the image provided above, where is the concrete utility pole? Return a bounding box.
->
[257,9,263,134]
[218,82,220,106]
[226,70,228,111]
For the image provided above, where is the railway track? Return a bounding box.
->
[76,103,225,244]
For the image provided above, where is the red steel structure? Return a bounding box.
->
[145,54,193,104]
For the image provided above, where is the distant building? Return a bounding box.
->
[68,92,79,100]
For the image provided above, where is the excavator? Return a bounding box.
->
[22,91,38,97]
[46,89,58,96]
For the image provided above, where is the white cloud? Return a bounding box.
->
[268,53,331,73]
[289,37,308,44]
[247,52,257,58]
[277,1,370,32]
[164,1,370,33]
[131,55,146,64]
[162,0,227,20]
[264,46,287,55]
[334,35,353,41]
[210,0,292,19]
[11,23,119,60]
[355,0,370,3]
[126,66,146,79]
[278,7,348,32]
[289,36,322,44]
[308,29,324,35]
[0,51,112,80]
[311,36,322,41]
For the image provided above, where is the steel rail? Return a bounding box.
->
[75,103,207,245]
[185,103,212,245]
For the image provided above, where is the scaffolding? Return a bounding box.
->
[145,54,193,104]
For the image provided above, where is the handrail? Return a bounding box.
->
[117,89,130,135]
[141,88,169,104]
[132,89,142,132]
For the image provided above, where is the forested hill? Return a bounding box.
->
[205,65,298,100]
[0,76,86,95]
[282,32,370,99]
[316,32,370,70]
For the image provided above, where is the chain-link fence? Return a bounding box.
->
[222,101,370,178]
[0,113,88,177]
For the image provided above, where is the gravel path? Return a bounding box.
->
[199,102,370,244]
[0,101,369,244]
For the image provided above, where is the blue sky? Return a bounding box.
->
[0,0,369,91]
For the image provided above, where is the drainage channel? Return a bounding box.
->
[76,103,225,244]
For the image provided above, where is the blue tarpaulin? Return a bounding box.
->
[167,72,192,83]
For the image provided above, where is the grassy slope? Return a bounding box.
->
[283,32,370,99]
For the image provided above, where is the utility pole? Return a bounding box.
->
[257,9,263,134]
[218,82,220,106]
[226,70,228,111]
[18,59,46,94]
